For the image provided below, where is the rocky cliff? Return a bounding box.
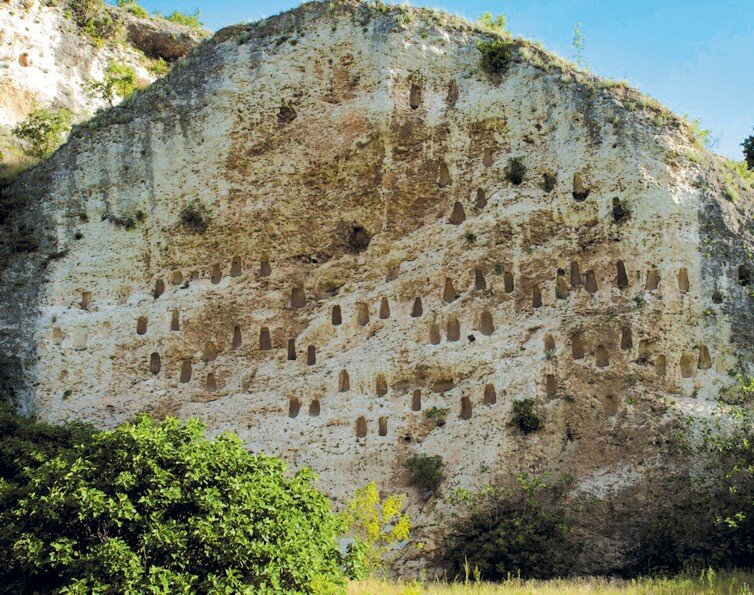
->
[0,0,206,160]
[2,0,754,573]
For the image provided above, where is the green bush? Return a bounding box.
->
[510,398,542,434]
[477,12,506,33]
[505,156,526,185]
[179,201,210,233]
[632,406,754,573]
[443,475,579,580]
[478,38,515,78]
[165,9,203,29]
[743,132,754,171]
[116,0,148,19]
[70,0,120,45]
[12,108,73,158]
[88,61,140,106]
[0,414,348,593]
[404,453,444,499]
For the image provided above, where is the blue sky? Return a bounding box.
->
[138,0,753,161]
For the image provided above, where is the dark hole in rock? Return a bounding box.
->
[278,105,297,125]
[347,225,371,253]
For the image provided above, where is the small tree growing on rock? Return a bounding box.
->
[743,131,754,171]
[12,108,73,158]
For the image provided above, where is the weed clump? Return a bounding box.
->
[510,399,542,434]
[179,201,210,233]
[478,38,515,78]
[404,453,444,498]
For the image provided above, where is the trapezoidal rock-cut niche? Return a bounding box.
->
[474,268,487,291]
[375,374,388,396]
[555,274,569,299]
[447,79,459,104]
[230,256,242,277]
[309,399,320,417]
[616,260,629,289]
[202,341,218,363]
[356,416,367,438]
[483,147,494,167]
[429,322,441,345]
[136,316,148,335]
[446,317,460,341]
[171,310,180,331]
[211,263,222,285]
[307,345,316,365]
[411,297,423,318]
[378,417,388,436]
[291,286,306,309]
[438,161,452,187]
[738,264,751,286]
[357,302,370,326]
[680,354,696,378]
[179,359,192,383]
[206,373,218,393]
[698,345,712,370]
[259,327,272,350]
[339,370,350,392]
[545,374,557,397]
[149,352,161,375]
[570,262,582,288]
[475,188,487,210]
[460,396,472,419]
[572,172,590,201]
[504,271,515,293]
[621,327,633,350]
[678,268,690,293]
[479,310,494,336]
[655,355,667,377]
[572,332,585,360]
[170,270,183,286]
[532,286,543,309]
[645,268,660,291]
[379,297,391,319]
[287,339,297,361]
[232,325,243,350]
[411,389,422,411]
[259,253,271,277]
[585,270,598,294]
[442,278,457,302]
[409,81,422,109]
[596,345,610,368]
[331,305,342,325]
[449,201,466,224]
[80,291,91,310]
[289,397,300,418]
[153,279,165,299]
[483,384,497,405]
[544,334,556,356]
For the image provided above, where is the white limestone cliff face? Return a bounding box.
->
[0,0,205,149]
[2,0,753,573]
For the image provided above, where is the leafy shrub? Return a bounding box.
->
[425,406,448,428]
[505,156,526,185]
[477,12,506,33]
[179,201,210,233]
[632,406,754,573]
[443,475,579,580]
[510,398,542,434]
[720,375,754,404]
[682,115,713,150]
[116,0,148,19]
[103,209,145,230]
[149,57,169,76]
[165,9,203,29]
[0,415,348,593]
[88,61,140,106]
[0,403,94,487]
[743,133,754,171]
[70,0,120,45]
[12,108,73,158]
[404,453,444,498]
[478,38,515,78]
[341,482,410,577]
[541,172,557,192]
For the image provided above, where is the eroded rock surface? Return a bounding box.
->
[2,0,754,574]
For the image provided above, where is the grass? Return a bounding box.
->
[348,570,754,594]
[0,155,38,186]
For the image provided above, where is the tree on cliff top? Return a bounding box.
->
[0,414,350,593]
